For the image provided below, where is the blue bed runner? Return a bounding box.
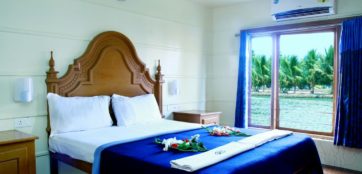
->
[93,128,322,174]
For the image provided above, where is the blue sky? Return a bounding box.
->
[251,32,334,59]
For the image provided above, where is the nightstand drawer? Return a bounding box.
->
[0,158,18,174]
[0,144,29,174]
[201,116,219,125]
[0,130,37,174]
[173,110,221,125]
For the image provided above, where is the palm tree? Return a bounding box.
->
[252,58,261,92]
[279,55,303,93]
[252,54,271,92]
[288,55,303,93]
[303,50,324,94]
[280,56,292,93]
[320,45,334,93]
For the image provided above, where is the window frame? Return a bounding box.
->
[246,19,342,136]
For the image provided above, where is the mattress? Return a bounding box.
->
[49,119,201,163]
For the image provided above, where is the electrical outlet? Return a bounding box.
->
[168,105,177,112]
[175,105,182,111]
[168,105,183,112]
[14,118,31,128]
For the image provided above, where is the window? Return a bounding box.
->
[248,22,340,136]
[250,36,272,128]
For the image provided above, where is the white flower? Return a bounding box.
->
[159,134,201,151]
[161,137,182,151]
[213,127,220,132]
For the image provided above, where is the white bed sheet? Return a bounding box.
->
[49,119,201,163]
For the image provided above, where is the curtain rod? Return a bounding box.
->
[234,18,347,38]
[234,24,342,37]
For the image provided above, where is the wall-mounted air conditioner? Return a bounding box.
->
[271,0,335,21]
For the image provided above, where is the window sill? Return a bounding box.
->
[307,133,334,141]
[247,127,334,141]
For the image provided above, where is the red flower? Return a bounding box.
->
[171,143,178,149]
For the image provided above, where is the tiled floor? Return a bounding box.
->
[323,166,361,174]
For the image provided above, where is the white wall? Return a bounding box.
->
[207,0,362,171]
[2,0,362,173]
[0,0,211,173]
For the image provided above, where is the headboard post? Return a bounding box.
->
[45,51,59,135]
[155,60,164,117]
[46,51,59,92]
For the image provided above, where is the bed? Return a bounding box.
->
[45,31,323,174]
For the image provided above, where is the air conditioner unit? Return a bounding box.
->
[271,0,335,21]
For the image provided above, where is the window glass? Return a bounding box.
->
[250,36,273,127]
[278,32,334,133]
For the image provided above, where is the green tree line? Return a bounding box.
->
[252,45,334,94]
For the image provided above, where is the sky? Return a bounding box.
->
[251,32,334,59]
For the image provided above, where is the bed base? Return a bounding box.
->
[49,151,314,174]
[50,152,92,174]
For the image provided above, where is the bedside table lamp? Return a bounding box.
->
[14,77,33,103]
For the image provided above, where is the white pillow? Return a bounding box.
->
[111,95,136,126]
[112,94,162,126]
[47,93,113,136]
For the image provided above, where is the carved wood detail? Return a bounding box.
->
[45,31,164,173]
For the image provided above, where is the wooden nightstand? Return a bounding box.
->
[173,110,221,125]
[0,130,37,174]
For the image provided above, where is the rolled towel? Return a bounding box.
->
[238,129,292,147]
[170,142,255,172]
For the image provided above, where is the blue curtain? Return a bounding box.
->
[235,31,249,128]
[334,17,362,148]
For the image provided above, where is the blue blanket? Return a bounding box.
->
[93,128,322,174]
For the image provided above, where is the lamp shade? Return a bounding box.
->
[14,77,33,103]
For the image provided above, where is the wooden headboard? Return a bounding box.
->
[45,31,164,135]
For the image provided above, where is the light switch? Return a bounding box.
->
[14,118,31,128]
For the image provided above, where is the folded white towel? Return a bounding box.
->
[170,129,292,172]
[170,142,255,172]
[238,129,292,147]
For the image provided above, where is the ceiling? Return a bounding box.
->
[189,0,252,7]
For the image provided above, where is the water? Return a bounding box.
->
[251,95,333,133]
